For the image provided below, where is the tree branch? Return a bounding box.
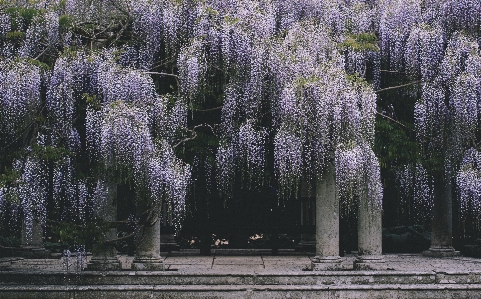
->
[196,106,223,112]
[376,81,422,93]
[145,71,179,78]
[376,111,413,131]
[173,123,218,148]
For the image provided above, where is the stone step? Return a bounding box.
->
[1,283,481,299]
[1,270,481,285]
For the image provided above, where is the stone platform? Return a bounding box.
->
[1,250,481,298]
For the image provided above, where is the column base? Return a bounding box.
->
[353,255,385,270]
[423,246,461,258]
[87,257,121,271]
[131,257,164,271]
[18,247,51,259]
[87,245,121,270]
[311,256,343,271]
[160,233,180,252]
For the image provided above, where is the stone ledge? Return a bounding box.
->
[423,247,461,258]
[2,283,481,291]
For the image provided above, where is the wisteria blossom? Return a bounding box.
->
[17,0,481,254]
[457,148,481,224]
[0,60,42,136]
[396,164,434,223]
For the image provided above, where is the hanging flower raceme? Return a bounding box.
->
[396,164,434,223]
[274,126,303,197]
[85,106,102,161]
[100,101,154,179]
[414,82,448,152]
[148,142,191,232]
[178,38,207,100]
[47,52,95,138]
[268,22,380,207]
[451,73,479,148]
[19,11,59,58]
[439,0,481,34]
[91,180,109,220]
[457,148,481,224]
[378,0,422,71]
[238,120,267,184]
[128,0,164,69]
[97,62,156,105]
[439,33,479,84]
[335,143,383,214]
[216,141,236,198]
[14,156,48,244]
[405,24,444,80]
[0,60,42,137]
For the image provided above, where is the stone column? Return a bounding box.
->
[131,217,164,270]
[423,173,460,257]
[311,162,342,270]
[354,193,385,270]
[22,217,43,247]
[20,217,50,258]
[87,183,121,270]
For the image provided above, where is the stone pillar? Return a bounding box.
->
[20,217,50,258]
[87,183,121,270]
[311,162,342,270]
[131,218,164,270]
[22,218,43,247]
[354,193,385,270]
[423,173,460,257]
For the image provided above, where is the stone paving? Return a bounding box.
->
[1,250,481,274]
[2,251,481,298]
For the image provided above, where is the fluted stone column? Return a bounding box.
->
[311,162,342,271]
[131,218,164,270]
[423,173,460,257]
[87,183,121,270]
[354,194,385,270]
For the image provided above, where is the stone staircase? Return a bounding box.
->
[1,252,481,298]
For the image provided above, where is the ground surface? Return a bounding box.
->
[1,251,481,299]
[1,249,481,273]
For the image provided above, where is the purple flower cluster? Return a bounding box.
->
[335,143,383,215]
[379,0,423,71]
[457,148,481,222]
[0,61,42,136]
[100,101,153,179]
[405,24,444,80]
[396,164,434,223]
[14,157,48,244]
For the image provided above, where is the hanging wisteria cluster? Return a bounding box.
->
[457,148,481,225]
[0,0,389,243]
[376,0,481,223]
[336,143,383,215]
[396,164,434,224]
[0,60,42,137]
[14,156,48,244]
[8,0,481,250]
